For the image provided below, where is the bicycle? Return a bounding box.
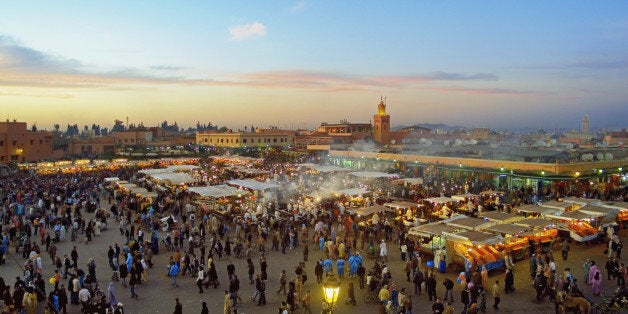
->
[363,289,377,304]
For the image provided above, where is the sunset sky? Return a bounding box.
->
[1,1,627,131]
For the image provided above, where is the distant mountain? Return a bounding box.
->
[392,123,467,132]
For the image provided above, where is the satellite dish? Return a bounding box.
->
[391,140,396,145]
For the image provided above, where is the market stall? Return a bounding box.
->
[424,197,460,220]
[444,230,504,272]
[545,210,601,242]
[478,212,524,224]
[514,218,560,253]
[446,216,496,231]
[538,200,573,211]
[560,197,602,209]
[514,204,558,218]
[407,223,459,255]
[599,201,628,226]
[483,224,530,260]
[384,201,423,226]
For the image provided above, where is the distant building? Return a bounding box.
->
[196,130,294,148]
[373,97,391,144]
[112,130,153,146]
[0,120,53,164]
[582,115,590,134]
[67,136,116,157]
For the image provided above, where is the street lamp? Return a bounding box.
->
[322,270,341,313]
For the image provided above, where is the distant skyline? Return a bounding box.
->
[1,1,627,131]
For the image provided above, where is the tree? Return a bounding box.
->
[54,124,60,133]
[31,124,37,132]
[112,119,125,132]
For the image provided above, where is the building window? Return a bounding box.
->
[0,156,4,161]
[0,141,3,146]
[243,139,247,144]
[235,139,239,143]
[204,138,208,143]
[11,155,18,161]
[30,140,34,145]
[39,140,43,144]
[273,138,277,143]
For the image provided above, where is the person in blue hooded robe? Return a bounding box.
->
[336,258,345,278]
[323,258,333,275]
[126,252,133,273]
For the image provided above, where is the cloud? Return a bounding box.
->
[228,22,267,41]
[290,2,306,14]
[150,65,185,71]
[516,59,628,71]
[0,35,531,97]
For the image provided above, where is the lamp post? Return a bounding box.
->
[322,270,341,314]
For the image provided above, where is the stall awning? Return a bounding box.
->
[384,201,420,210]
[600,201,628,210]
[118,183,138,189]
[187,185,249,198]
[577,205,618,218]
[514,218,559,229]
[312,165,350,173]
[446,217,496,231]
[334,188,371,196]
[561,197,602,207]
[514,205,557,216]
[480,190,503,196]
[452,194,479,201]
[545,210,603,221]
[104,177,120,182]
[538,200,572,211]
[424,197,459,204]
[166,165,200,172]
[138,168,170,175]
[478,212,524,223]
[484,224,530,236]
[129,187,158,199]
[348,172,400,179]
[150,172,197,185]
[226,179,280,191]
[348,204,393,216]
[407,223,460,238]
[443,230,503,245]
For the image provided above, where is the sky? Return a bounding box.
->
[1,1,627,132]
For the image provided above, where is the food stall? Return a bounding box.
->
[514,204,558,218]
[560,197,602,209]
[446,216,496,231]
[513,218,560,252]
[188,185,250,217]
[545,210,601,242]
[384,201,423,226]
[407,223,460,256]
[599,201,628,227]
[424,197,460,220]
[349,204,395,228]
[478,212,524,224]
[538,200,573,211]
[452,193,480,215]
[443,230,504,272]
[483,224,531,260]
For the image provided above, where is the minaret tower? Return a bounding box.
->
[582,115,590,135]
[373,96,391,144]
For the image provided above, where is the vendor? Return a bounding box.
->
[372,212,381,225]
[405,209,413,221]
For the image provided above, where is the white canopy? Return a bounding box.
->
[138,168,170,175]
[480,190,503,196]
[129,187,158,199]
[384,201,420,210]
[348,204,393,216]
[538,200,573,211]
[334,188,371,196]
[452,193,479,201]
[424,197,459,204]
[446,217,496,231]
[443,230,504,245]
[561,197,602,207]
[104,177,120,182]
[188,185,249,198]
[312,165,350,173]
[348,172,399,179]
[118,183,138,189]
[167,165,200,171]
[227,179,280,191]
[545,210,603,221]
[150,172,197,185]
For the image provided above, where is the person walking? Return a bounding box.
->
[173,298,182,314]
[196,268,204,293]
[129,270,138,300]
[443,278,454,302]
[257,276,266,306]
[169,262,180,287]
[426,274,437,301]
[561,239,570,260]
[302,289,312,314]
[224,290,232,314]
[277,270,287,295]
[492,280,501,309]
